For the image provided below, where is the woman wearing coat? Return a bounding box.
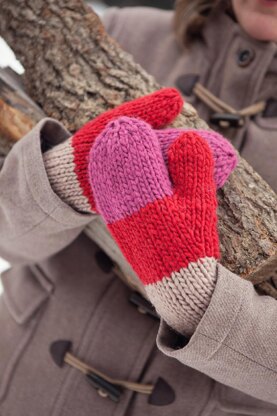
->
[0,0,276,414]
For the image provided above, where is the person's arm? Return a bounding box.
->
[90,115,277,406]
[157,264,277,405]
[0,89,183,265]
[0,118,92,265]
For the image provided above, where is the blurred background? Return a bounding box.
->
[94,0,173,8]
[0,0,174,293]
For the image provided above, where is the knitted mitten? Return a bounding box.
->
[43,88,237,214]
[90,117,220,336]
[43,88,183,213]
[156,129,238,189]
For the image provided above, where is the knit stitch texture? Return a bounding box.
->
[43,126,237,214]
[43,88,183,213]
[90,117,220,335]
[72,88,183,211]
[157,129,238,189]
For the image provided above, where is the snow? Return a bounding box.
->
[89,1,108,15]
[0,37,24,74]
[0,259,9,294]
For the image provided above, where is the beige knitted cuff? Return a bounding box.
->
[146,257,217,337]
[43,137,92,214]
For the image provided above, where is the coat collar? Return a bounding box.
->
[203,11,277,62]
[195,11,277,110]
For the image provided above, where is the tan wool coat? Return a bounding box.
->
[0,6,276,416]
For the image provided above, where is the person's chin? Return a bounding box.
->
[241,12,277,42]
[257,0,277,9]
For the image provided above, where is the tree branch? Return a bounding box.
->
[0,0,276,293]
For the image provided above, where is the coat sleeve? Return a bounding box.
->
[103,6,277,404]
[157,263,277,405]
[0,118,93,265]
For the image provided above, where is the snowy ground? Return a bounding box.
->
[0,2,108,295]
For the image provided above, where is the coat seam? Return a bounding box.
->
[198,331,277,376]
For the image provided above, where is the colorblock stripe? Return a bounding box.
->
[90,117,173,223]
[72,88,183,211]
[109,196,219,285]
[157,128,238,189]
[146,257,217,335]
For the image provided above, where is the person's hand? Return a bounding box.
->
[43,88,237,214]
[157,128,237,189]
[43,88,183,213]
[89,117,221,336]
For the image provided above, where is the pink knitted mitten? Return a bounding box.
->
[157,129,238,189]
[43,88,183,213]
[90,117,220,336]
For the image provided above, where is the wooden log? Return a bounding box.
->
[0,70,45,167]
[0,0,276,294]
[0,74,43,140]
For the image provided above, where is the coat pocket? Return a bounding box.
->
[0,265,53,403]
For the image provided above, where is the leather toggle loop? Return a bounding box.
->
[129,292,160,320]
[86,373,122,403]
[148,377,175,406]
[95,250,114,273]
[49,340,154,403]
[176,74,200,96]
[174,76,267,127]
[263,98,277,118]
[210,113,244,128]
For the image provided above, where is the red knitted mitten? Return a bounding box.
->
[90,117,220,336]
[43,88,183,213]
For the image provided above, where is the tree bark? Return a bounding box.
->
[0,71,44,166]
[0,0,276,293]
